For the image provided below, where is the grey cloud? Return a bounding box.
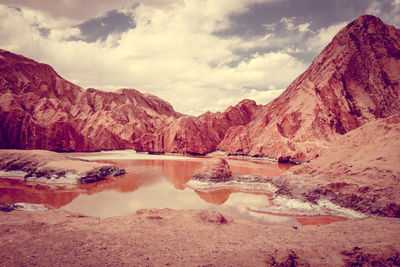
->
[70,10,136,43]
[31,23,51,37]
[214,0,400,69]
[221,18,319,68]
[9,6,22,12]
[215,0,370,38]
[0,0,181,22]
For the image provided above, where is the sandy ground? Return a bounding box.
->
[1,208,400,266]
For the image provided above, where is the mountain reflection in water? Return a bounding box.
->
[0,152,343,226]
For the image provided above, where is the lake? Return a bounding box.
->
[0,150,346,226]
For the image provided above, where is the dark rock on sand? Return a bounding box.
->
[77,165,126,184]
[0,204,23,212]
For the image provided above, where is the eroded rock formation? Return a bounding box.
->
[133,99,261,154]
[219,15,400,162]
[0,49,181,151]
[134,15,400,161]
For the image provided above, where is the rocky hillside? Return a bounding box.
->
[135,15,400,161]
[0,49,181,151]
[0,49,261,153]
[133,99,262,154]
[219,15,400,162]
[270,115,400,217]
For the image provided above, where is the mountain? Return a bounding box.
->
[133,14,400,161]
[218,15,400,162]
[0,49,181,151]
[0,48,262,153]
[1,15,399,160]
[133,99,262,154]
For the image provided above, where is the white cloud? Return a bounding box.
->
[262,23,277,31]
[298,22,313,33]
[366,0,400,27]
[306,21,349,53]
[280,17,314,33]
[280,17,296,31]
[0,1,310,116]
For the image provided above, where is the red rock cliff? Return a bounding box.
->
[133,99,262,154]
[0,49,181,151]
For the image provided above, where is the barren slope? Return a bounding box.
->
[270,115,400,217]
[0,49,181,151]
[219,15,400,162]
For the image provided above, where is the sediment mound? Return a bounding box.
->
[0,150,125,183]
[271,115,400,217]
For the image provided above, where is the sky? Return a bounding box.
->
[0,0,399,115]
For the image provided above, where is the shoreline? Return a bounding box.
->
[0,150,125,184]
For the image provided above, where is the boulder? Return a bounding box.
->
[192,158,232,182]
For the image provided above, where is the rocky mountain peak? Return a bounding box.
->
[219,15,400,162]
[348,14,385,30]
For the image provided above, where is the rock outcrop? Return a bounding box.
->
[218,15,400,162]
[192,158,233,182]
[0,149,125,184]
[0,49,181,151]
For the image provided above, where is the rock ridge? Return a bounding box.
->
[218,14,400,162]
[0,49,182,152]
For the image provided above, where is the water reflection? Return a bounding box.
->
[1,153,331,226]
[0,178,79,208]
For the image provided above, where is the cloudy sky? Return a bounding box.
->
[0,0,399,115]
